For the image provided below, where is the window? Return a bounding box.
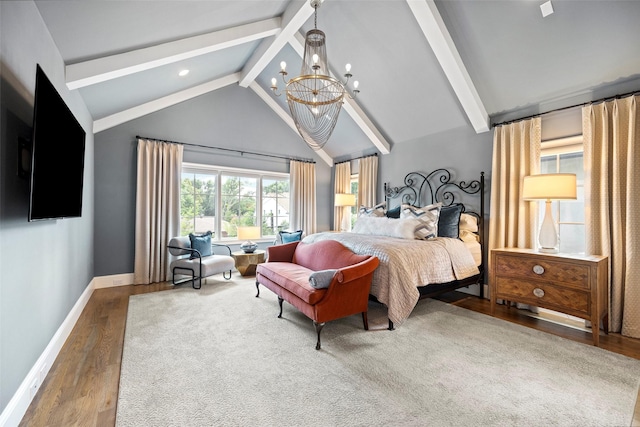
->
[180,163,289,240]
[539,136,585,254]
[350,175,358,228]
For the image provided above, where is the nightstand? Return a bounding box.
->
[490,248,608,346]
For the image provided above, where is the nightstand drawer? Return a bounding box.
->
[495,278,589,314]
[495,254,590,289]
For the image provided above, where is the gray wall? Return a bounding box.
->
[0,1,94,413]
[94,84,333,276]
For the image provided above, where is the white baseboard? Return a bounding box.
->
[0,279,96,427]
[93,272,134,289]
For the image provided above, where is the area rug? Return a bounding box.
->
[116,276,640,427]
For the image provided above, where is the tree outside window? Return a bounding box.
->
[181,164,289,241]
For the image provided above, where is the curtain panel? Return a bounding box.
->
[333,162,351,231]
[133,138,183,285]
[290,160,316,235]
[488,117,541,253]
[583,95,640,338]
[358,155,378,209]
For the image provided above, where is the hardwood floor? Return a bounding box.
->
[19,285,640,427]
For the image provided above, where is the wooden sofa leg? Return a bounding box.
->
[277,297,284,318]
[362,312,369,330]
[313,321,325,350]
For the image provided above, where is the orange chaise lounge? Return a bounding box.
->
[256,239,380,350]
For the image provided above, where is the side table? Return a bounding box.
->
[490,248,608,346]
[231,250,266,276]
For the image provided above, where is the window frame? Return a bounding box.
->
[181,162,289,242]
[540,135,585,254]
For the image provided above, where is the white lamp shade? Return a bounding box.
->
[334,193,356,207]
[237,226,260,240]
[522,174,577,200]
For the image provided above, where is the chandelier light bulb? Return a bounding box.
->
[345,63,351,72]
[353,81,359,89]
[312,54,319,64]
[271,78,277,86]
[280,61,287,71]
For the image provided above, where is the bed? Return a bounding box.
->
[302,169,485,329]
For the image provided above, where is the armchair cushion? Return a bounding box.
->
[279,229,303,244]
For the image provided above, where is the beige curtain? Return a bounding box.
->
[583,95,640,338]
[358,155,378,209]
[133,139,183,285]
[488,117,541,254]
[290,160,316,234]
[333,161,351,231]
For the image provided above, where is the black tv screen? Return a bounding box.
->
[29,64,86,221]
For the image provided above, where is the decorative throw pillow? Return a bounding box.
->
[400,203,441,240]
[352,216,419,239]
[438,204,464,238]
[459,213,479,233]
[358,202,386,217]
[279,229,303,244]
[309,269,339,289]
[385,205,401,219]
[188,231,213,258]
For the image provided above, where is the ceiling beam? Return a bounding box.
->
[406,0,489,133]
[289,32,391,154]
[248,81,334,167]
[93,73,241,133]
[66,18,280,90]
[238,0,317,88]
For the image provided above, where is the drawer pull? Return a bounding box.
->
[532,265,545,275]
[533,288,545,298]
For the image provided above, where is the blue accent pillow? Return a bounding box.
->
[438,204,463,238]
[309,269,338,289]
[280,230,303,243]
[385,205,401,219]
[189,231,212,258]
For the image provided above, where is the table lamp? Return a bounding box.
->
[334,193,356,232]
[237,226,260,253]
[522,173,577,253]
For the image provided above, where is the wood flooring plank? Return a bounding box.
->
[18,283,640,426]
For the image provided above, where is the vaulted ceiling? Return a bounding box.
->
[35,0,640,165]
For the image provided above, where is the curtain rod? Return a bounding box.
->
[334,152,378,165]
[492,89,640,128]
[135,135,316,164]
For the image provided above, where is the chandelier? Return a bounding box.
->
[270,0,359,151]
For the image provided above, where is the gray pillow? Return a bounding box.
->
[308,269,338,289]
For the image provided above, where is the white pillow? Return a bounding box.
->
[460,229,480,243]
[352,216,418,239]
[459,213,479,233]
[400,203,442,240]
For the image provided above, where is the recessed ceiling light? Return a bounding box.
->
[178,69,189,77]
[540,1,554,17]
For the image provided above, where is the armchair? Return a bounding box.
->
[168,235,235,289]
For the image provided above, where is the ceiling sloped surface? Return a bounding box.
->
[34,0,640,160]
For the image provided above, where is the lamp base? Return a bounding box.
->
[538,247,559,254]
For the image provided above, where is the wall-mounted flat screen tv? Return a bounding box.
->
[29,64,86,221]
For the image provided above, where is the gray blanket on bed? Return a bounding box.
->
[302,232,479,326]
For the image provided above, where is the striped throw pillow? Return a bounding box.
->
[358,202,386,217]
[400,203,442,240]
